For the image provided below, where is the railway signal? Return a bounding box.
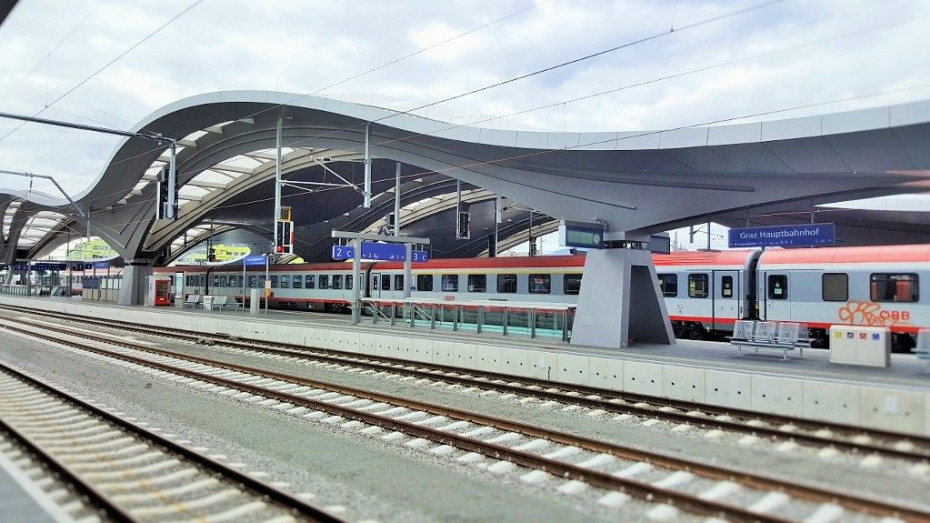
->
[275,220,294,254]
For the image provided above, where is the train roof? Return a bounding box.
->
[758,244,930,265]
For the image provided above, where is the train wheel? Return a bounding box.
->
[688,323,707,340]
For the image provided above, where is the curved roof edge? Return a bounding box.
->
[142,90,930,151]
[7,90,930,220]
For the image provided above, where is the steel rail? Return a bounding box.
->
[0,417,138,522]
[0,360,348,523]
[5,304,925,462]
[5,319,928,523]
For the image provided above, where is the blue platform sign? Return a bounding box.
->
[33,262,66,271]
[332,242,429,262]
[728,223,835,248]
[243,255,266,266]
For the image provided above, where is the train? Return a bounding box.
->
[153,243,930,351]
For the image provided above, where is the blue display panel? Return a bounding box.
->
[332,242,429,262]
[243,255,266,266]
[728,223,835,248]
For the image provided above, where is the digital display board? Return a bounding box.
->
[559,221,605,249]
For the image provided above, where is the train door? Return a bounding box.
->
[760,271,791,320]
[370,272,381,299]
[174,272,184,303]
[712,270,739,331]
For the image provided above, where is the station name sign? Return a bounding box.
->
[243,255,267,267]
[332,242,429,262]
[728,223,835,248]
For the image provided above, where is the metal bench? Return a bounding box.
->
[183,294,202,309]
[730,320,805,360]
[219,296,243,311]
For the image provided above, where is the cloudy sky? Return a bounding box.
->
[1,0,929,249]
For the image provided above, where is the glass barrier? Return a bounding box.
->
[362,298,574,342]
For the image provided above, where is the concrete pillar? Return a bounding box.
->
[570,248,675,348]
[118,259,154,306]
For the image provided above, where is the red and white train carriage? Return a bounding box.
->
[154,243,930,351]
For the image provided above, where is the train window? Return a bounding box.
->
[248,275,257,288]
[332,275,343,289]
[658,274,678,297]
[564,274,583,295]
[305,275,315,289]
[688,274,708,298]
[441,275,459,292]
[822,273,848,301]
[395,275,404,291]
[319,275,330,289]
[497,274,517,293]
[346,275,353,290]
[186,276,192,286]
[220,276,228,287]
[417,274,434,291]
[293,275,302,289]
[870,273,918,302]
[467,274,486,293]
[529,274,551,294]
[721,276,733,298]
[767,275,787,300]
[212,275,220,287]
[382,274,391,291]
[270,275,279,288]
[199,275,205,286]
[236,275,243,288]
[280,275,290,288]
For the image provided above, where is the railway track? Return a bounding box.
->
[4,304,928,463]
[0,359,345,523]
[3,316,928,522]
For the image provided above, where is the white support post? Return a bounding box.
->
[352,237,362,324]
[273,116,283,254]
[404,243,412,299]
[363,123,371,208]
[394,162,401,237]
[167,142,177,220]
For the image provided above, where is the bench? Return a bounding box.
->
[202,295,242,311]
[218,296,243,311]
[183,294,202,309]
[730,320,806,360]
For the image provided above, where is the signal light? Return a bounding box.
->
[275,220,294,254]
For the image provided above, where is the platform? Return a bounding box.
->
[2,294,928,437]
[0,449,69,523]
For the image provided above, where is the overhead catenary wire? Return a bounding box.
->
[0,0,204,144]
[0,0,108,106]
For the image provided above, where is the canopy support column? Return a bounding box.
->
[571,248,674,348]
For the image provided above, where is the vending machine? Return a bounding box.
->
[148,276,173,306]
